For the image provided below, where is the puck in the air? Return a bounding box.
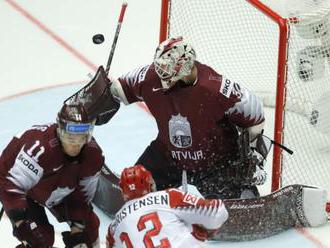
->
[93,34,105,44]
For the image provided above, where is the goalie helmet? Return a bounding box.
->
[57,103,95,145]
[119,165,156,201]
[154,36,196,89]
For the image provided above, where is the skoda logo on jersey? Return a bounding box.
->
[169,114,192,148]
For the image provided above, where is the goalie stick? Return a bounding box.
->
[0,207,3,221]
[93,165,124,217]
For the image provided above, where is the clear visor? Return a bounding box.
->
[59,122,94,145]
[60,132,90,145]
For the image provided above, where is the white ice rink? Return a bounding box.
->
[1,0,330,247]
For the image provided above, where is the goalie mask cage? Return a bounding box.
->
[160,0,330,211]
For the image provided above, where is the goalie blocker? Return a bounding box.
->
[93,168,328,241]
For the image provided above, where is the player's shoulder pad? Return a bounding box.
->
[166,188,203,208]
[219,76,242,99]
[15,124,54,140]
[13,124,56,157]
[119,64,152,86]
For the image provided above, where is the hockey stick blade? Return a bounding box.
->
[0,207,4,221]
[92,164,124,217]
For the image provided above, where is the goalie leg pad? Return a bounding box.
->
[212,184,327,241]
[301,186,327,227]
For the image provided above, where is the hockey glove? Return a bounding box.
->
[249,133,271,185]
[13,219,51,248]
[62,231,88,248]
[191,224,220,241]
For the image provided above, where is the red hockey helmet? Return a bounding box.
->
[119,165,156,201]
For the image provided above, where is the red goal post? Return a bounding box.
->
[159,0,330,211]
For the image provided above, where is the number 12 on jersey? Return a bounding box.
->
[119,212,171,248]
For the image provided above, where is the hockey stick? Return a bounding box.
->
[105,2,128,76]
[68,1,127,95]
[270,140,293,155]
[181,169,188,193]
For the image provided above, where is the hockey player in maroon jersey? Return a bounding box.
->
[67,36,271,217]
[86,36,270,202]
[0,103,104,248]
[106,165,228,248]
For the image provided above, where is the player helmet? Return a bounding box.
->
[154,36,196,89]
[56,103,95,145]
[119,165,156,201]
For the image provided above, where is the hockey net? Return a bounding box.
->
[160,0,330,210]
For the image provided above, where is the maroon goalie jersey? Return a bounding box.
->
[118,61,264,170]
[0,124,104,220]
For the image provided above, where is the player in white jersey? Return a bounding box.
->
[106,165,228,248]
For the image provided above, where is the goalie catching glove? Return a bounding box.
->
[64,66,120,125]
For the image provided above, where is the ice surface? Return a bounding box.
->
[0,0,329,247]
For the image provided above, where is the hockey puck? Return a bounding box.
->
[92,34,105,44]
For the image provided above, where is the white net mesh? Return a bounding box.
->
[165,0,330,198]
[281,2,330,192]
[168,0,279,97]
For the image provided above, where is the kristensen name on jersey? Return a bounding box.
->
[111,193,169,231]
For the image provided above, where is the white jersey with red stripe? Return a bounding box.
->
[106,188,228,248]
